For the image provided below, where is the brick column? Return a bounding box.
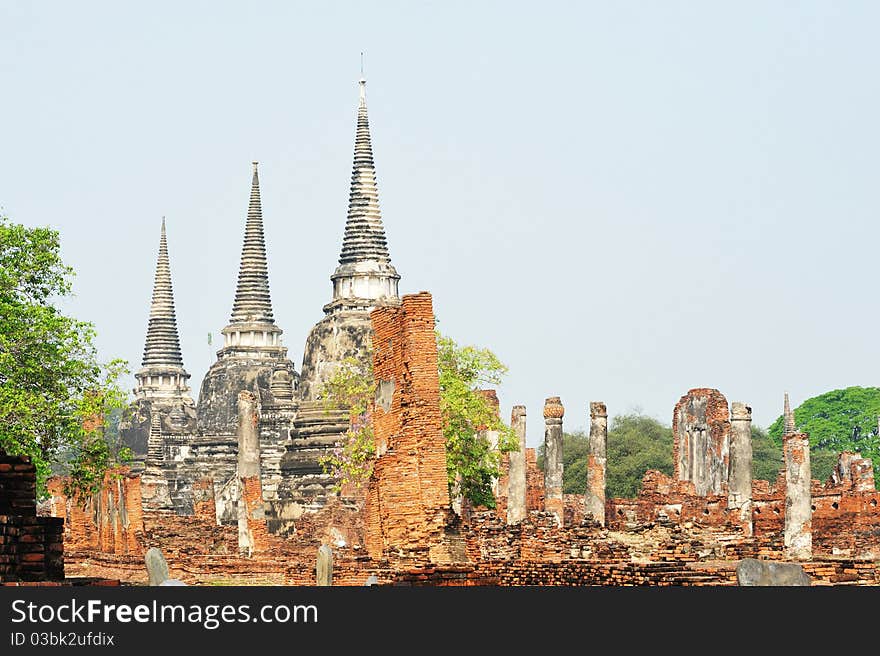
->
[123,475,144,554]
[365,292,452,562]
[783,431,812,560]
[543,397,564,526]
[506,405,527,524]
[728,402,753,536]
[237,390,268,556]
[585,401,607,526]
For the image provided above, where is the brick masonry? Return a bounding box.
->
[0,451,63,582]
[365,292,452,562]
[673,388,731,496]
[47,469,145,557]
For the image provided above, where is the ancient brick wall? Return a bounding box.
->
[525,448,544,511]
[461,509,880,586]
[0,452,64,582]
[0,452,37,516]
[0,516,64,582]
[365,292,452,562]
[605,451,880,561]
[240,475,270,554]
[672,388,731,496]
[47,469,145,557]
[192,477,217,524]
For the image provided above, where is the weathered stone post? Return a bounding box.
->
[316,545,333,586]
[506,405,527,524]
[728,402,753,535]
[585,402,607,526]
[237,390,267,557]
[543,397,565,526]
[145,547,170,586]
[783,429,812,560]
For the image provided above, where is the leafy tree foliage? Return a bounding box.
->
[0,216,130,493]
[317,356,376,491]
[318,332,516,507]
[437,335,517,508]
[539,413,673,499]
[751,425,781,483]
[767,387,880,481]
[606,413,673,498]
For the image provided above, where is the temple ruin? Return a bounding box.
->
[6,80,880,588]
[118,77,397,529]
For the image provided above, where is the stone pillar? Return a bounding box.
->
[543,397,564,526]
[728,402,753,535]
[316,545,333,586]
[237,391,267,556]
[145,547,170,586]
[123,475,144,555]
[783,431,812,560]
[507,405,527,524]
[585,401,607,526]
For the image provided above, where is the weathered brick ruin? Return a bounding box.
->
[365,293,452,562]
[33,287,880,588]
[10,79,880,588]
[0,451,63,583]
[673,388,731,496]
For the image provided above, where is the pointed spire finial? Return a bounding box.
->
[337,78,390,265]
[784,391,797,435]
[228,163,276,325]
[140,218,185,368]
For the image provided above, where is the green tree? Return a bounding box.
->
[58,359,133,498]
[767,387,880,481]
[539,413,673,499]
[751,425,782,483]
[437,335,517,507]
[0,215,130,493]
[606,413,673,498]
[318,332,516,508]
[317,356,376,491]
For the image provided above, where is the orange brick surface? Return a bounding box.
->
[365,292,451,561]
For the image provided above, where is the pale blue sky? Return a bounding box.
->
[2,2,879,445]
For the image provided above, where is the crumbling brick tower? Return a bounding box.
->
[672,388,731,496]
[365,292,452,562]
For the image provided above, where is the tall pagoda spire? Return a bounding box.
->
[229,162,275,325]
[337,79,392,265]
[217,163,284,356]
[325,78,399,314]
[783,391,797,435]
[141,217,184,367]
[134,218,191,401]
